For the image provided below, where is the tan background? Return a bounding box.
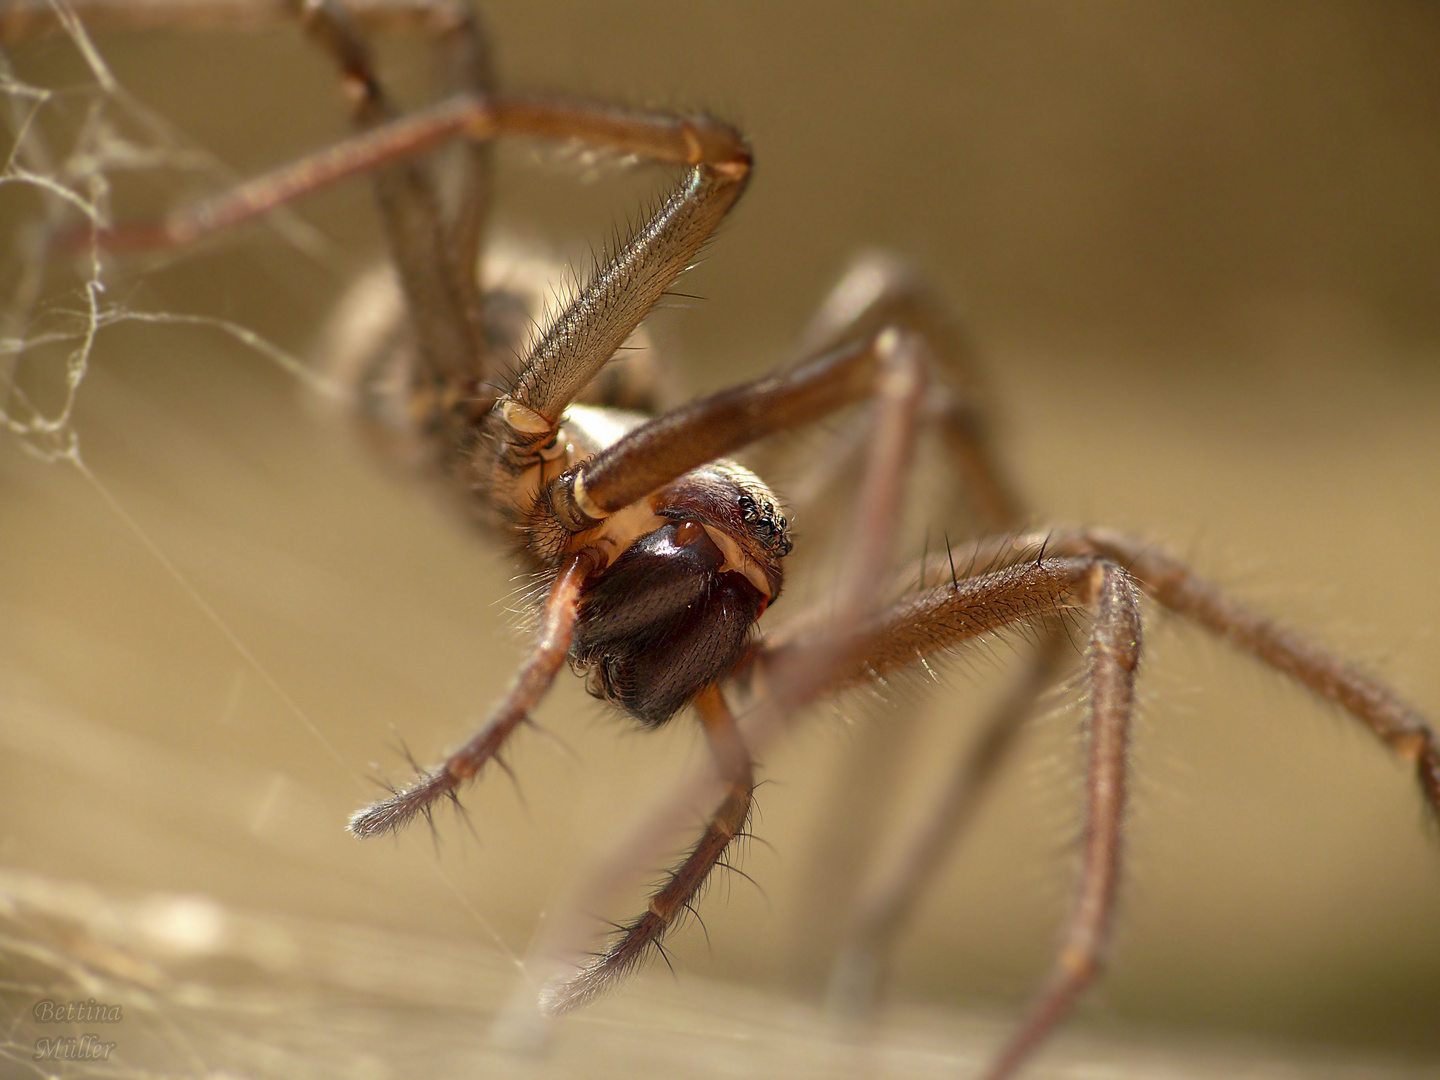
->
[3,2,1439,1077]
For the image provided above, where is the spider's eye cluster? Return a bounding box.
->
[737,492,793,557]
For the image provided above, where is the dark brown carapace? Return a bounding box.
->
[8,2,1436,1077]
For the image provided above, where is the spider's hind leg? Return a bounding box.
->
[298,0,495,447]
[824,622,1075,1019]
[768,254,1072,1013]
[777,252,1026,533]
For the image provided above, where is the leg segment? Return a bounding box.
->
[550,333,883,530]
[348,549,596,838]
[981,562,1141,1080]
[1078,527,1440,820]
[502,153,747,426]
[90,93,750,258]
[888,525,1440,820]
[826,624,1074,1018]
[539,684,755,1016]
[765,552,1142,1080]
[921,526,1440,823]
[790,252,1026,530]
[298,0,493,395]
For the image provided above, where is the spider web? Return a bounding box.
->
[0,6,332,467]
[1,11,337,1078]
[0,12,522,1077]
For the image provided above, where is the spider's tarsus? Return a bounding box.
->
[348,767,456,838]
[538,923,649,1016]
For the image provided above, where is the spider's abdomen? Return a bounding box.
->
[571,520,766,726]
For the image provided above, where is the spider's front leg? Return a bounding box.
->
[754,547,1144,1080]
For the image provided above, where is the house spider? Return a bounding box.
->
[5,2,1438,1077]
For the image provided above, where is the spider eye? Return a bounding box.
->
[737,491,792,557]
[571,521,764,726]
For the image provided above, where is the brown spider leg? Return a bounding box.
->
[84,92,750,260]
[297,0,493,402]
[1068,527,1440,820]
[549,330,890,532]
[854,521,1440,812]
[983,562,1141,1080]
[790,251,1026,530]
[825,625,1073,1018]
[538,684,755,1016]
[348,548,597,838]
[420,5,496,304]
[921,526,1440,822]
[497,146,748,429]
[762,554,1142,1080]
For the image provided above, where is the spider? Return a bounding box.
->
[5,2,1438,1077]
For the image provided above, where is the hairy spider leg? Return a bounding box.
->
[826,628,1075,1018]
[883,527,1440,826]
[298,0,495,401]
[759,520,1439,1078]
[348,549,596,838]
[539,684,756,1015]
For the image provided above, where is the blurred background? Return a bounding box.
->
[2,2,1438,1077]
